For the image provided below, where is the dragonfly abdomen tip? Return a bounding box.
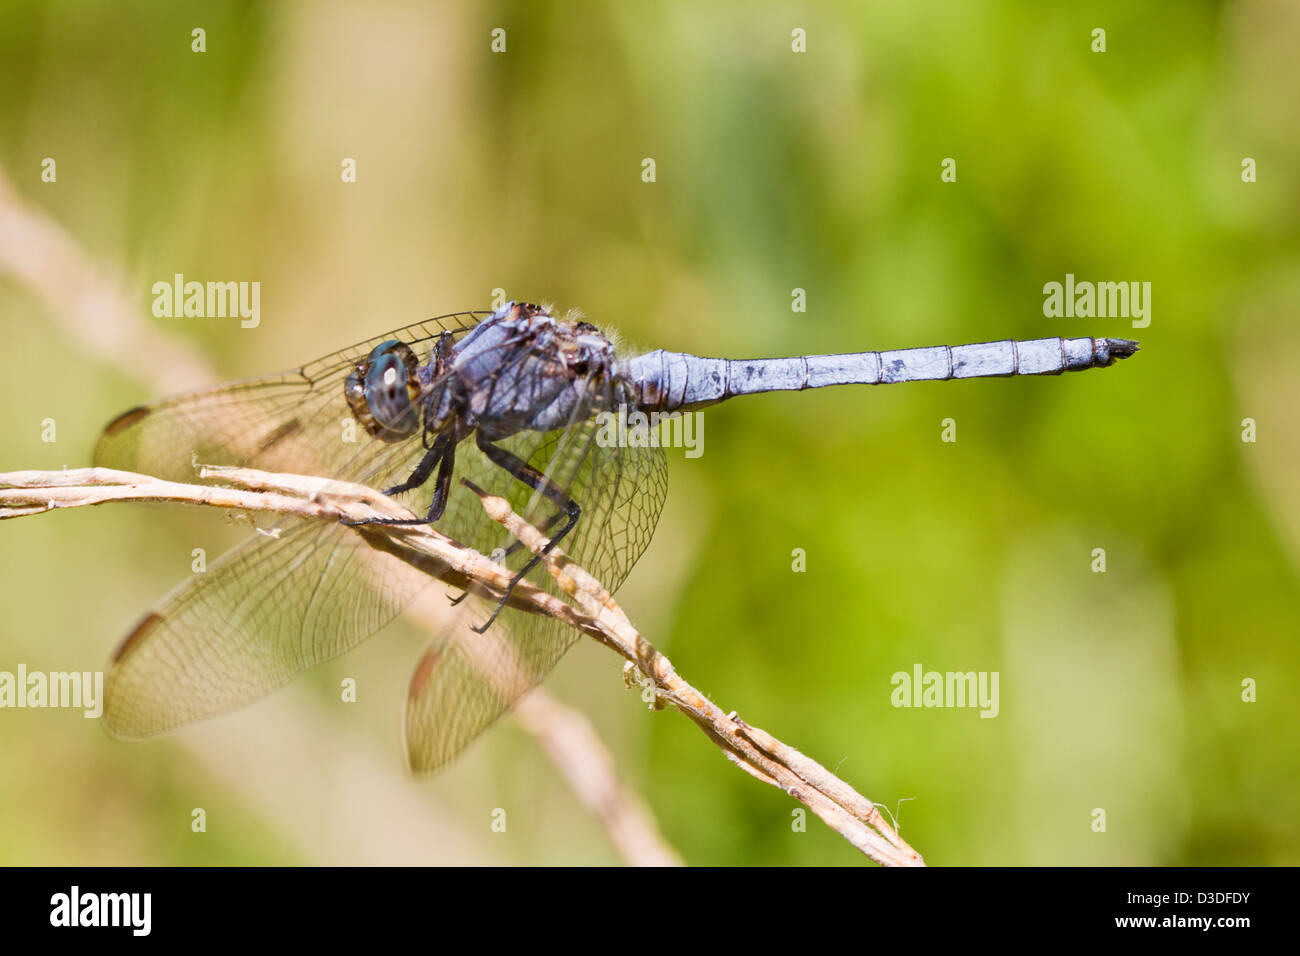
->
[1106,338,1140,362]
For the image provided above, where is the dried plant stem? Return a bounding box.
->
[0,465,923,866]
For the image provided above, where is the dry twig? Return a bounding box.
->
[0,465,924,866]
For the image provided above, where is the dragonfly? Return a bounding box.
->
[94,301,1138,773]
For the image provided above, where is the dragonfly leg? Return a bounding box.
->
[387,431,449,496]
[342,431,453,527]
[425,440,457,522]
[469,434,580,633]
[446,507,565,608]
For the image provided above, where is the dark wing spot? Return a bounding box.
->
[102,405,150,436]
[254,418,303,456]
[112,611,163,664]
[408,647,441,699]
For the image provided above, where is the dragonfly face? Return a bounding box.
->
[344,340,426,442]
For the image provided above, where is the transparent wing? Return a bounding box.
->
[104,514,436,735]
[93,311,488,484]
[403,377,668,774]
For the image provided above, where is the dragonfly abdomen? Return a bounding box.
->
[619,337,1138,412]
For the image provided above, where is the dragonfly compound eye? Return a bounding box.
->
[344,339,422,442]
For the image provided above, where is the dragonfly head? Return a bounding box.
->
[345,339,424,442]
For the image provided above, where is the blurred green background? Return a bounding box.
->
[1,0,1297,865]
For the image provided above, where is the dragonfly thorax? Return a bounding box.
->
[449,303,622,440]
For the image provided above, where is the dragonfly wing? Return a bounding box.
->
[403,594,568,774]
[93,312,488,484]
[104,516,440,736]
[402,383,669,774]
